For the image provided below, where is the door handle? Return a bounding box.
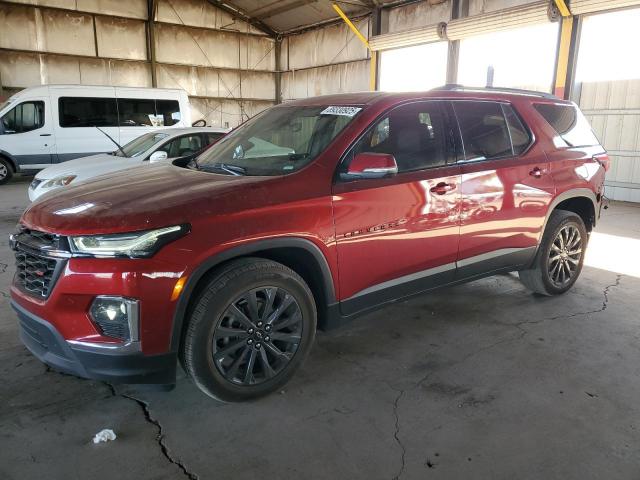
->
[529,167,543,178]
[40,133,51,137]
[430,182,456,195]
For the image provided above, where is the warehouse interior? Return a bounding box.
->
[2,0,640,478]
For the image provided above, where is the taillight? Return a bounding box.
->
[593,153,610,172]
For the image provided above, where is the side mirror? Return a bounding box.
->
[345,152,398,179]
[149,150,168,163]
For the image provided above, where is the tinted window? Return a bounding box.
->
[156,100,181,126]
[350,101,448,173]
[454,101,512,161]
[59,97,118,127]
[205,132,225,145]
[118,98,155,127]
[1,101,45,134]
[503,104,531,155]
[160,134,203,157]
[534,103,599,147]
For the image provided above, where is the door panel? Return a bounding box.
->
[453,101,555,274]
[1,98,55,168]
[332,100,461,315]
[334,168,461,311]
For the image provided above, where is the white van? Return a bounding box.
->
[0,85,191,184]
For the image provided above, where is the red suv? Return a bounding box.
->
[10,87,608,401]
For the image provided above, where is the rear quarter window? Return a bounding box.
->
[533,103,600,147]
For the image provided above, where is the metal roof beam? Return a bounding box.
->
[206,0,278,36]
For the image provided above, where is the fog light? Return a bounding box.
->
[89,296,139,342]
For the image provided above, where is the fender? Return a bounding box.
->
[532,187,598,259]
[169,237,337,351]
[0,149,17,172]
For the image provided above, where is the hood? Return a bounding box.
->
[22,163,272,235]
[35,154,141,181]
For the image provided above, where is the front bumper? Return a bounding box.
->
[12,300,177,384]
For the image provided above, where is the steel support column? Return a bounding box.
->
[275,37,282,104]
[332,3,376,90]
[147,0,158,88]
[552,0,580,99]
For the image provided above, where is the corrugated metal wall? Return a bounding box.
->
[280,19,371,101]
[580,80,640,202]
[0,0,275,128]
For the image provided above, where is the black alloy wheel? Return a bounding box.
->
[213,286,303,386]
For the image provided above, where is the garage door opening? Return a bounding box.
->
[379,42,448,92]
[575,7,640,202]
[457,22,559,92]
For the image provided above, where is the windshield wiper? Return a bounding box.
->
[199,162,247,176]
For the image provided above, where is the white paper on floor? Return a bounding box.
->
[92,429,117,444]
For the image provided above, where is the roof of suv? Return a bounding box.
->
[284,86,572,108]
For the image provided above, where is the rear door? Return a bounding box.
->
[453,100,555,277]
[332,101,462,315]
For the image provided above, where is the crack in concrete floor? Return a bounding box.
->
[105,383,200,480]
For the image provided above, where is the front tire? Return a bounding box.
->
[0,158,14,185]
[181,258,316,402]
[519,210,587,296]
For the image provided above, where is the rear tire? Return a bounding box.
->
[181,258,316,402]
[519,210,587,296]
[0,158,14,185]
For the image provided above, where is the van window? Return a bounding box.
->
[59,97,118,128]
[118,99,156,127]
[454,101,513,161]
[533,103,599,147]
[156,100,181,126]
[1,101,45,134]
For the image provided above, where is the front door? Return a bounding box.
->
[332,101,461,316]
[452,100,555,277]
[0,98,54,169]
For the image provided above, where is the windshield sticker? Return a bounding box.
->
[320,106,362,117]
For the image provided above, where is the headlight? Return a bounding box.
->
[69,224,189,258]
[42,175,77,189]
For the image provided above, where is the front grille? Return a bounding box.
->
[15,250,60,298]
[11,227,68,299]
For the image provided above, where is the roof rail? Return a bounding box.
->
[432,84,558,100]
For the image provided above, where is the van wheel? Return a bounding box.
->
[519,210,587,296]
[0,158,13,185]
[181,258,316,402]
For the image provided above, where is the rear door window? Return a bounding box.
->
[59,97,118,127]
[453,101,513,161]
[533,103,599,147]
[502,104,531,155]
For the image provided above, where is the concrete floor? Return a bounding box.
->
[2,175,640,480]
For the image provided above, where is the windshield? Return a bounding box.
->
[115,132,170,157]
[195,105,361,175]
